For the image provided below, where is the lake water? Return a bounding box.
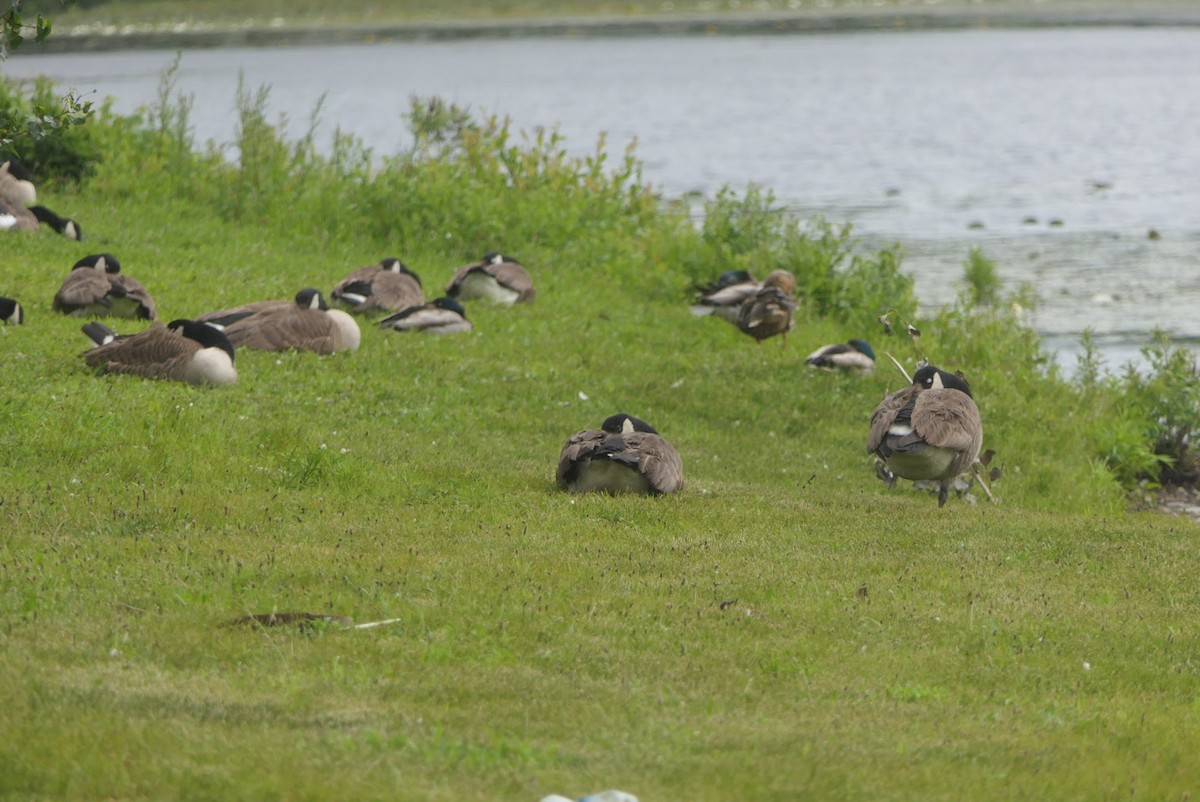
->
[7,26,1199,372]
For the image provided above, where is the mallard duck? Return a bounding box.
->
[736,269,797,345]
[53,254,156,320]
[1,296,23,325]
[445,252,535,305]
[867,365,983,507]
[556,413,684,495]
[331,257,424,314]
[82,319,237,386]
[689,269,760,323]
[379,297,472,334]
[195,288,360,354]
[806,339,876,374]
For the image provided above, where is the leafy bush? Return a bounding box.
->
[0,74,95,182]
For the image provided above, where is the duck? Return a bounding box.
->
[445,251,536,305]
[379,296,472,334]
[866,364,983,507]
[82,319,237,386]
[735,269,798,345]
[53,254,156,319]
[331,257,424,314]
[689,269,760,323]
[194,288,360,354]
[1,296,23,325]
[805,339,876,374]
[556,413,684,495]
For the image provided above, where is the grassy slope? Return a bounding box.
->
[2,94,1199,802]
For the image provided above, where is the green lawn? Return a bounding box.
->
[1,74,1198,801]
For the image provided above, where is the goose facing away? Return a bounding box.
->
[53,254,156,320]
[557,413,685,496]
[806,339,876,374]
[82,319,237,386]
[445,252,536,305]
[331,257,425,314]
[1,296,23,325]
[689,269,760,323]
[379,296,472,334]
[195,288,360,354]
[867,365,983,507]
[0,159,36,207]
[736,269,797,345]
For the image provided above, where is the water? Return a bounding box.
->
[7,27,1199,372]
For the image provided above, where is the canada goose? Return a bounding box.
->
[689,269,760,322]
[557,413,684,495]
[82,319,237,386]
[0,159,36,206]
[806,339,876,374]
[331,257,424,314]
[1,296,23,325]
[195,288,360,354]
[445,251,536,305]
[53,254,156,319]
[867,365,983,507]
[379,296,472,334]
[736,269,797,345]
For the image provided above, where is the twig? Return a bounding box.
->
[352,617,404,630]
[883,351,912,384]
[972,462,997,503]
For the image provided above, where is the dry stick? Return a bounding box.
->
[972,462,997,503]
[352,618,404,630]
[883,351,912,384]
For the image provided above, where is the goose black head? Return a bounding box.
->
[432,296,467,318]
[295,288,329,311]
[601,413,659,435]
[847,339,877,360]
[169,319,236,364]
[482,251,519,265]
[73,253,120,274]
[382,257,422,287]
[30,206,82,240]
[0,297,23,325]
[913,365,973,398]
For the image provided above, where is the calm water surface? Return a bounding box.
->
[8,28,1200,370]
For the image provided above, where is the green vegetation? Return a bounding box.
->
[2,70,1199,801]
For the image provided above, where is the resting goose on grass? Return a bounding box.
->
[82,319,237,386]
[735,269,797,346]
[331,257,424,314]
[557,413,684,496]
[445,251,536,305]
[195,288,360,354]
[1,296,24,325]
[806,339,876,374]
[0,159,37,206]
[379,296,472,334]
[53,254,156,320]
[867,365,983,507]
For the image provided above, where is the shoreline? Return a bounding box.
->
[19,3,1200,54]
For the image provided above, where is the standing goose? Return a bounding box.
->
[195,288,360,354]
[53,254,156,320]
[331,257,424,314]
[379,296,472,334]
[867,365,984,507]
[82,319,237,386]
[557,413,685,495]
[806,339,876,374]
[735,269,798,345]
[689,269,761,323]
[1,296,23,325]
[445,251,536,305]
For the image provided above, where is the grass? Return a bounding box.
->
[1,78,1199,801]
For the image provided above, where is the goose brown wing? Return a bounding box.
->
[910,390,983,455]
[867,385,919,454]
[1,195,37,230]
[556,428,606,486]
[624,432,685,494]
[195,299,289,327]
[369,271,425,312]
[736,287,797,338]
[223,307,336,353]
[486,262,536,302]
[444,263,479,295]
[85,324,200,378]
[54,270,116,310]
[113,274,157,320]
